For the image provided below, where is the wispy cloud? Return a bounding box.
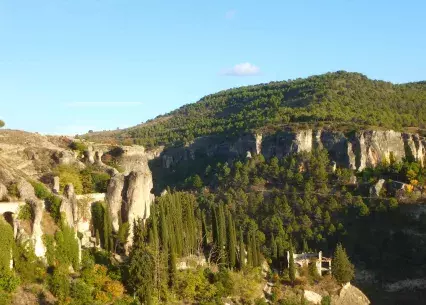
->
[225,9,236,20]
[65,102,143,108]
[221,62,260,76]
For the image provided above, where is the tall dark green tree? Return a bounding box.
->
[239,230,245,270]
[226,210,237,268]
[289,245,296,285]
[128,218,154,304]
[201,210,208,250]
[332,244,355,284]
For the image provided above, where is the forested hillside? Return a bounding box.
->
[84,71,426,147]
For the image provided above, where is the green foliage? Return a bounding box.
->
[13,239,44,283]
[48,268,70,302]
[0,269,20,293]
[332,244,355,284]
[43,223,80,270]
[85,71,426,147]
[69,141,88,155]
[0,220,14,271]
[289,247,295,285]
[45,194,62,223]
[30,180,51,200]
[321,295,331,305]
[70,279,93,305]
[0,120,4,128]
[55,165,84,194]
[17,203,33,221]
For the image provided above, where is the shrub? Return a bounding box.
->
[17,203,33,221]
[103,280,124,299]
[70,279,93,304]
[6,183,19,199]
[0,269,20,292]
[48,268,70,302]
[55,165,83,194]
[13,240,45,283]
[69,141,88,155]
[46,194,62,223]
[91,172,111,193]
[0,219,14,270]
[0,120,4,128]
[321,295,331,305]
[30,180,50,200]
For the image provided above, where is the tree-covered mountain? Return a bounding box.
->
[84,71,426,148]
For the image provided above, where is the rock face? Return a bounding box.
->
[104,145,155,253]
[106,170,154,253]
[124,171,154,252]
[158,129,426,171]
[331,283,370,305]
[60,184,78,227]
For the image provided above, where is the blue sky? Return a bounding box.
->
[1,0,425,135]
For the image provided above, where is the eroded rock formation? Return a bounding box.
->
[104,145,155,253]
[158,129,426,171]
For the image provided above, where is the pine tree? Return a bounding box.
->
[217,204,227,265]
[211,206,218,245]
[331,243,355,284]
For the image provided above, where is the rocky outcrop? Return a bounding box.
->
[60,184,78,227]
[157,129,426,171]
[105,170,154,253]
[331,283,370,305]
[104,145,155,253]
[370,179,385,198]
[106,174,126,232]
[125,171,154,251]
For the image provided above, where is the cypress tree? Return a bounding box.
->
[271,233,278,260]
[168,240,177,288]
[201,210,208,250]
[289,244,296,285]
[332,243,355,284]
[226,210,236,268]
[160,204,168,251]
[211,206,218,245]
[239,230,245,270]
[103,204,113,251]
[247,233,253,267]
[251,231,258,267]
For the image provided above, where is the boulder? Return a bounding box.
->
[370,179,385,198]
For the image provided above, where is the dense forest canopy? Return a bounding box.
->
[83,71,426,148]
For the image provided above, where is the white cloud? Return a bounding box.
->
[225,10,236,19]
[65,102,143,108]
[221,62,260,76]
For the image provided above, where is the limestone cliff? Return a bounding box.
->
[157,129,426,171]
[104,145,155,253]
